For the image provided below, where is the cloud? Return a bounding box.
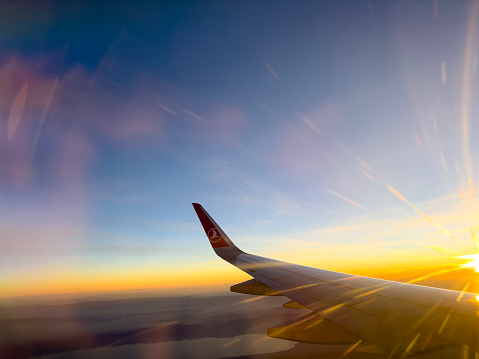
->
[107,195,148,204]
[0,220,188,258]
[86,244,182,257]
[233,192,479,274]
[200,159,338,217]
[0,223,87,257]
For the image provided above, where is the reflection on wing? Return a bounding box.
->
[193,203,479,358]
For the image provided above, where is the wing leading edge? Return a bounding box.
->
[193,203,479,358]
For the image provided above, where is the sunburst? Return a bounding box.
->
[457,253,479,272]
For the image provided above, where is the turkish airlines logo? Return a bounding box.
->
[207,228,222,243]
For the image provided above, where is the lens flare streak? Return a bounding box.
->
[8,84,28,140]
[388,186,460,242]
[456,282,471,302]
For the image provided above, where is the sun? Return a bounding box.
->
[457,253,479,272]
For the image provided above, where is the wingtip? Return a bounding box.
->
[192,203,203,211]
[192,203,237,250]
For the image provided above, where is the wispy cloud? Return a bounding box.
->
[232,193,479,273]
[87,244,184,257]
[201,159,337,217]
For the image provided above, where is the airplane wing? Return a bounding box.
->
[193,203,479,358]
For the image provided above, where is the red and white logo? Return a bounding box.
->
[207,228,222,243]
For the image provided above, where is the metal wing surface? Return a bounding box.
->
[193,203,479,358]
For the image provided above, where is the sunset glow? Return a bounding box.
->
[3,1,479,300]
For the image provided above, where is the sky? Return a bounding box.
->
[3,1,479,297]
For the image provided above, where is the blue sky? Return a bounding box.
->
[2,1,479,296]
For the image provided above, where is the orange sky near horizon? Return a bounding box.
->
[3,252,478,299]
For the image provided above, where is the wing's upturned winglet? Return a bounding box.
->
[192,203,243,256]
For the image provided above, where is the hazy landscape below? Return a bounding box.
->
[0,283,468,359]
[0,285,302,359]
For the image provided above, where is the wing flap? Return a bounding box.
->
[230,279,283,296]
[283,300,308,309]
[267,315,363,345]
